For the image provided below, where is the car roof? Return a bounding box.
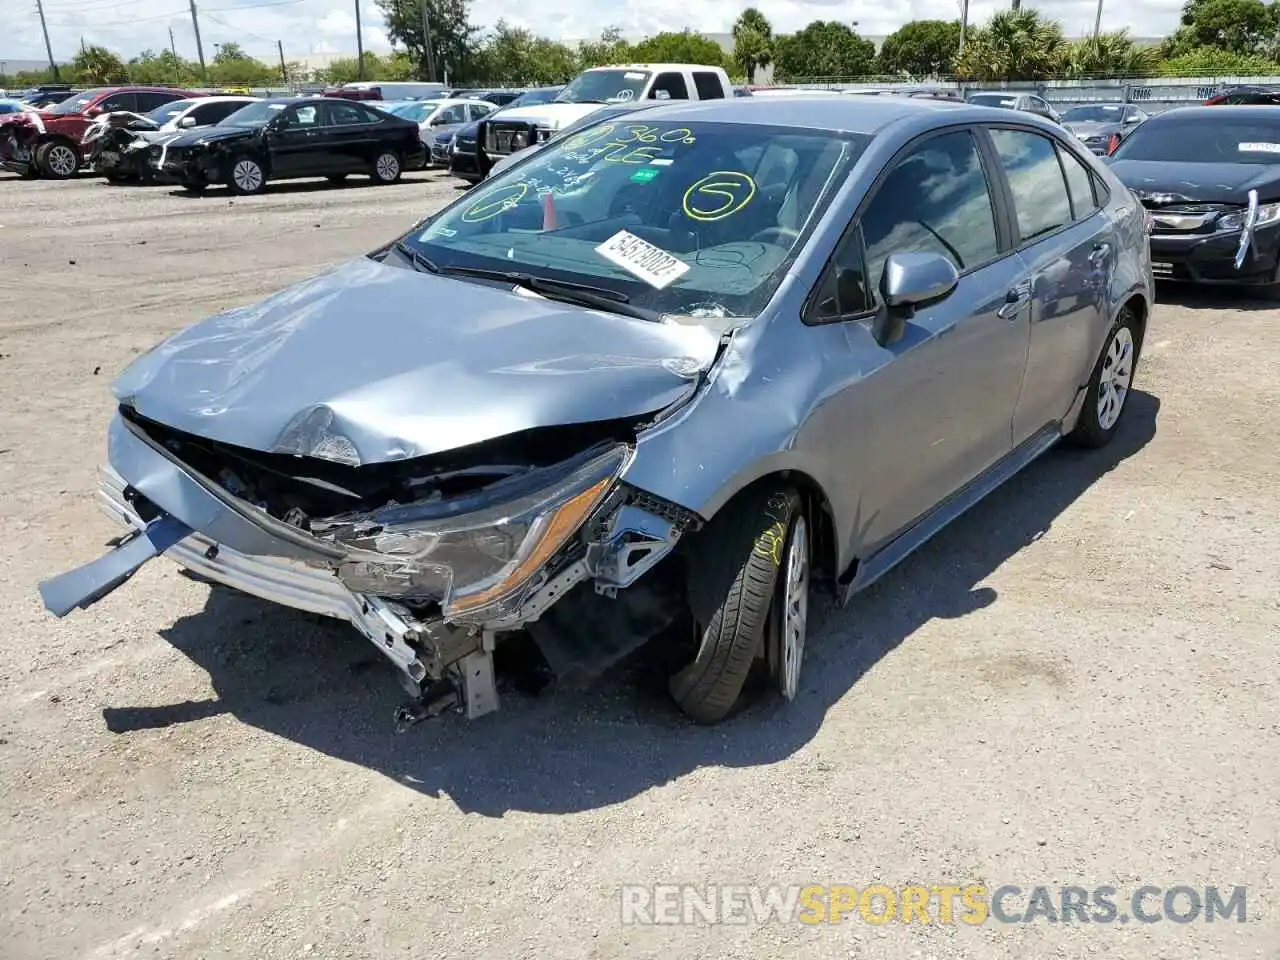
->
[1151,105,1280,121]
[597,94,969,134]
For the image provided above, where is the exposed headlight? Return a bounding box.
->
[318,444,630,622]
[1217,202,1280,232]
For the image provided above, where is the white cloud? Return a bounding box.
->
[0,0,1186,65]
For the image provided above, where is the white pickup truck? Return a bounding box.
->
[479,63,736,164]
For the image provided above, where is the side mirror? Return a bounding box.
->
[1124,115,1140,124]
[179,116,197,128]
[872,252,958,346]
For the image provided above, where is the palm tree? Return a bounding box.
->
[1066,29,1159,78]
[956,8,1067,81]
[732,8,774,82]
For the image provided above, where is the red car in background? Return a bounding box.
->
[0,86,201,179]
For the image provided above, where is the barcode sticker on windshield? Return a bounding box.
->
[624,71,647,79]
[596,230,690,289]
[1239,141,1280,152]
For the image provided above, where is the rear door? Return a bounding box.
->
[980,125,1113,442]
[321,100,380,171]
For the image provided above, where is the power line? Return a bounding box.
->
[203,10,276,44]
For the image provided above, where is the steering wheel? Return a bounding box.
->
[749,226,801,246]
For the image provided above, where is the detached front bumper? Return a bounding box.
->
[39,413,694,720]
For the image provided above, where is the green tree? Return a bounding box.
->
[732,8,774,82]
[1164,0,1279,56]
[955,8,1067,81]
[1159,45,1278,74]
[632,30,728,69]
[773,21,877,80]
[72,45,129,84]
[1065,30,1160,77]
[876,19,960,77]
[377,0,480,82]
[576,27,633,69]
[127,49,200,85]
[207,42,277,83]
[320,52,390,83]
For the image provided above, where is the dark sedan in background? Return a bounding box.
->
[151,97,425,195]
[1061,103,1147,156]
[1109,106,1280,289]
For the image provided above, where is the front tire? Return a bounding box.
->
[36,140,79,179]
[226,156,266,195]
[370,149,402,184]
[1067,306,1139,448]
[670,486,805,724]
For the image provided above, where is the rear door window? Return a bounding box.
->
[989,128,1073,243]
[693,72,725,99]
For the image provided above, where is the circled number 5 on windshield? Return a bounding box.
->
[682,172,757,222]
[461,181,530,223]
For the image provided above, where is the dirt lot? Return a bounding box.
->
[0,170,1277,960]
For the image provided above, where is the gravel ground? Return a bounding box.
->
[0,170,1277,960]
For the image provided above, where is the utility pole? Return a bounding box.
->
[1093,0,1104,37]
[169,26,178,58]
[355,0,364,80]
[1011,0,1020,9]
[420,0,436,81]
[277,39,287,81]
[958,0,969,57]
[188,0,207,79]
[34,0,59,79]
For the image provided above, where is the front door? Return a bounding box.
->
[267,102,325,177]
[819,128,1032,551]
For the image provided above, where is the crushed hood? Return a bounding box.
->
[1111,160,1280,204]
[113,256,720,466]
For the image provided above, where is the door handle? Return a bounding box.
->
[997,279,1033,319]
[1089,242,1111,262]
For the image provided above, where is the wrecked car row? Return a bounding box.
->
[41,95,1153,724]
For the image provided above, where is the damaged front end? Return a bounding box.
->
[0,116,40,176]
[42,403,701,721]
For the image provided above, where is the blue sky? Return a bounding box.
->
[1,0,1186,66]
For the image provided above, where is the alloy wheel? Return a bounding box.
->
[48,144,77,177]
[375,153,400,181]
[778,515,809,701]
[1097,326,1134,431]
[232,159,263,193]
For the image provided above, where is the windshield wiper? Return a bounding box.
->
[438,266,655,320]
[392,240,440,274]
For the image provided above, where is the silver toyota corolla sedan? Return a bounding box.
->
[41,96,1154,725]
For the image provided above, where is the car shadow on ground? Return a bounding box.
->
[102,392,1160,816]
[1156,280,1278,311]
[160,172,442,199]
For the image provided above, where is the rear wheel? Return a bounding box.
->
[226,156,266,195]
[1067,306,1139,448]
[669,486,805,724]
[36,140,79,179]
[370,150,402,184]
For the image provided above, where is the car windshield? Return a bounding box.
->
[512,88,563,107]
[1112,116,1280,163]
[1063,105,1125,122]
[389,101,436,122]
[401,119,869,318]
[556,69,651,104]
[220,100,289,126]
[46,88,111,115]
[146,98,196,123]
[969,94,1016,108]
